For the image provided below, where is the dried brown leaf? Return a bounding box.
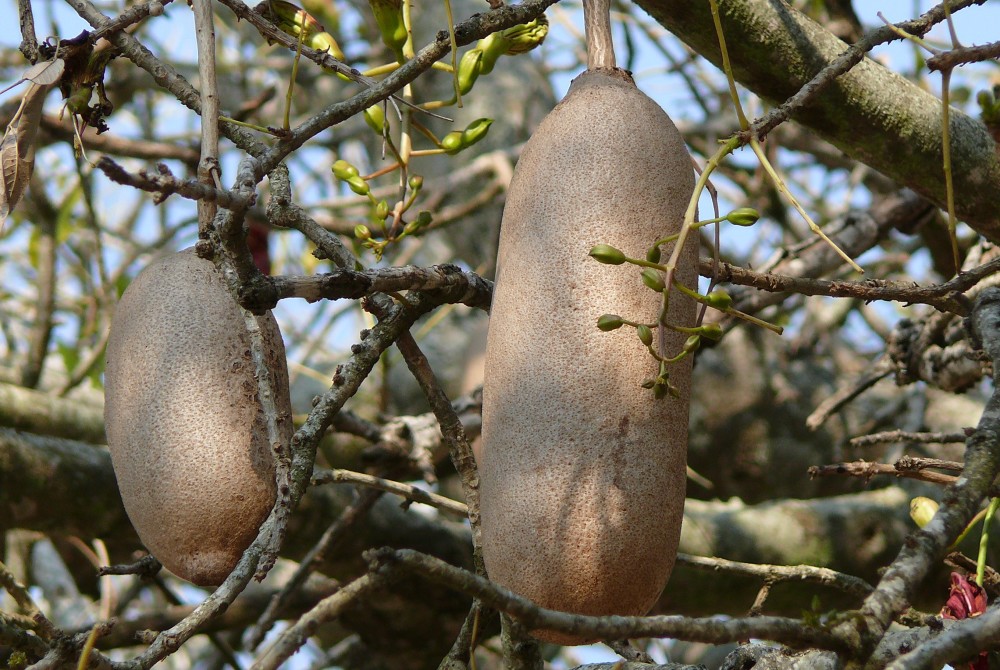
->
[1,82,52,223]
[23,58,65,86]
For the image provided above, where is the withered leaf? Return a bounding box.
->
[23,58,65,86]
[0,58,65,97]
[1,82,53,223]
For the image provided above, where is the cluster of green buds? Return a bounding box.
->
[439,118,493,155]
[588,207,779,398]
[449,16,548,101]
[256,0,345,61]
[334,160,431,259]
[596,310,722,397]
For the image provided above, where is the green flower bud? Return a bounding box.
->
[597,314,624,331]
[500,15,548,55]
[697,323,723,341]
[65,87,92,115]
[408,175,423,191]
[641,268,665,293]
[456,49,483,95]
[367,0,407,60]
[308,31,345,61]
[257,0,345,60]
[354,224,372,240]
[413,210,432,228]
[646,246,661,264]
[682,334,701,354]
[364,104,386,135]
[460,118,493,149]
[726,207,761,227]
[704,289,733,311]
[441,131,464,154]
[332,159,359,180]
[346,175,370,196]
[403,220,420,235]
[375,200,390,220]
[636,324,653,346]
[476,15,548,75]
[909,496,939,528]
[589,244,626,265]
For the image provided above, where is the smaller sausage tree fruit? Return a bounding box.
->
[104,249,293,586]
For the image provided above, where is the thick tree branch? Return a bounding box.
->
[638,0,1000,237]
[0,381,106,443]
[270,265,493,312]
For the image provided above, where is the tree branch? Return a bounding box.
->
[269,265,493,311]
[369,548,847,651]
[0,381,105,443]
[637,0,1000,237]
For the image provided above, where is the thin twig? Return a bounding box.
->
[247,489,382,648]
[703,253,997,316]
[17,0,39,61]
[808,460,958,487]
[394,332,483,566]
[849,430,971,449]
[369,548,848,651]
[311,469,470,517]
[95,157,250,209]
[269,265,493,311]
[927,39,1000,70]
[250,572,393,670]
[0,558,57,640]
[675,554,873,598]
[885,602,1000,670]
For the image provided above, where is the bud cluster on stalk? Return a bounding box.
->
[311,9,548,262]
[332,160,432,260]
[587,207,781,398]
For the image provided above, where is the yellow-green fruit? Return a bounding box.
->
[480,68,695,644]
[104,249,292,586]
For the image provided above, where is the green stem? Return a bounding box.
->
[674,280,783,334]
[977,497,999,587]
[284,30,306,131]
[949,506,989,552]
[662,135,740,295]
[749,137,863,274]
[708,0,748,130]
[443,0,461,106]
[941,67,961,275]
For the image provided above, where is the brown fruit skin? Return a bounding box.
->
[104,249,292,587]
[479,68,696,644]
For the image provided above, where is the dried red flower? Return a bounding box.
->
[940,572,989,670]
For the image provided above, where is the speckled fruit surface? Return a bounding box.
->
[479,69,696,644]
[105,249,292,586]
